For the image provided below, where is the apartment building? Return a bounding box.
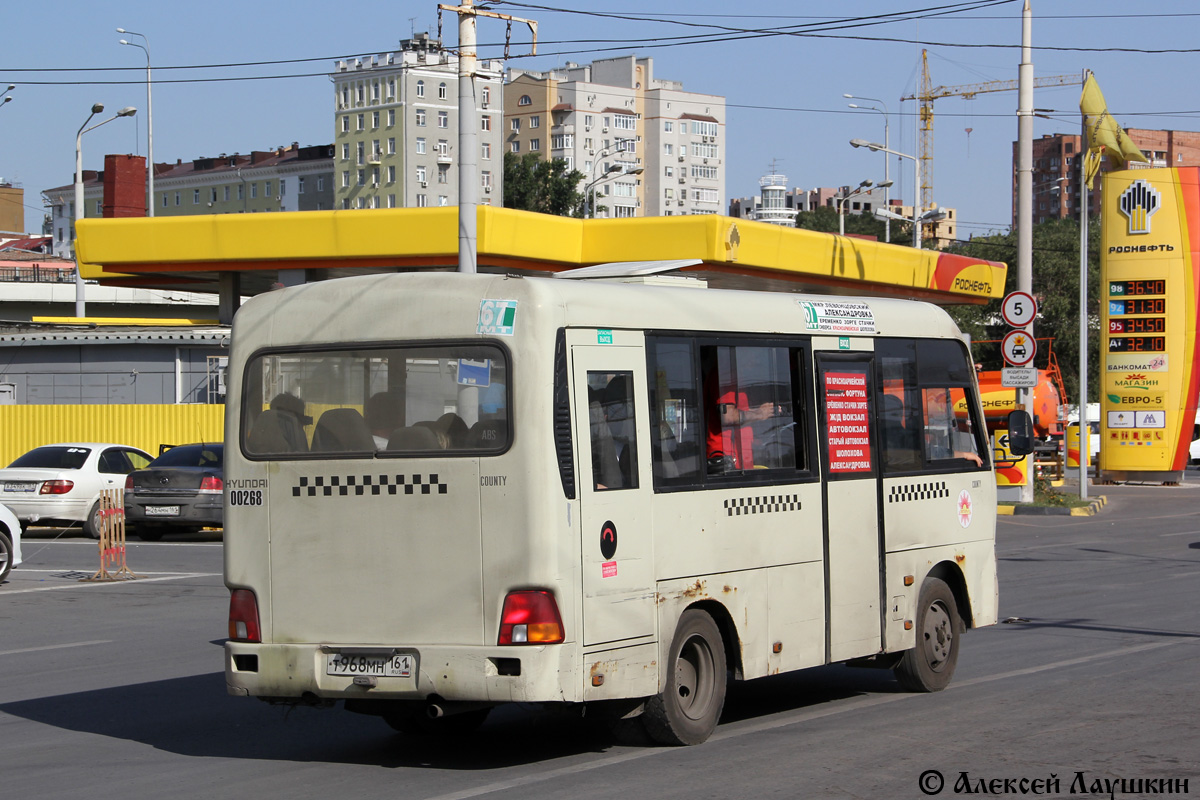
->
[331,33,505,210]
[43,145,334,259]
[1015,129,1200,226]
[506,55,725,218]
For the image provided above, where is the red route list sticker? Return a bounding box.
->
[824,371,872,473]
[602,561,618,578]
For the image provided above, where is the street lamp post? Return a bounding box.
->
[850,138,923,248]
[75,103,137,317]
[587,163,622,218]
[118,28,153,216]
[0,84,14,109]
[836,180,873,236]
[845,94,890,242]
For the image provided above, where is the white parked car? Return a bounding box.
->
[0,501,21,583]
[0,443,153,538]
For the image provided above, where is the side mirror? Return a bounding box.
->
[1006,410,1035,457]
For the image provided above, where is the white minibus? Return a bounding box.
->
[224,269,1027,745]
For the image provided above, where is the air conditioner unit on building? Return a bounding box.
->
[703,158,708,164]
[420,181,427,187]
[677,200,684,206]
[678,177,686,184]
[485,186,492,193]
[678,156,685,162]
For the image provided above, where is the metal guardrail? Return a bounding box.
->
[0,266,76,283]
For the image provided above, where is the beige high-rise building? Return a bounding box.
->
[331,33,505,210]
[506,56,725,218]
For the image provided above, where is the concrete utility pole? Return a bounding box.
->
[439,0,537,274]
[1016,0,1035,503]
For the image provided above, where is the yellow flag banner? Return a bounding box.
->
[1080,74,1149,188]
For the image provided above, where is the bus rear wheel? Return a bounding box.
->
[895,577,961,692]
[643,608,727,746]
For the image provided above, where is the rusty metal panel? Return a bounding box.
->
[0,404,224,465]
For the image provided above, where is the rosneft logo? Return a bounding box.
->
[1118,179,1161,235]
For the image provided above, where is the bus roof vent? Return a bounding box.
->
[553,259,703,281]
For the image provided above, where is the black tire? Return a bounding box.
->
[895,577,961,692]
[135,526,165,542]
[83,501,103,540]
[0,532,12,583]
[381,702,490,737]
[643,608,727,746]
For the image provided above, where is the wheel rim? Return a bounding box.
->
[922,600,954,672]
[675,634,717,722]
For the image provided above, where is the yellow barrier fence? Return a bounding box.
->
[0,404,225,466]
[83,488,140,582]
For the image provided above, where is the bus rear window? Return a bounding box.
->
[242,344,509,458]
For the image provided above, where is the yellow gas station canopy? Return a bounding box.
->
[77,206,1004,304]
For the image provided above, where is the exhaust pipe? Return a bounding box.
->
[425,698,490,719]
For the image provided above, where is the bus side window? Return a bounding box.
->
[917,340,986,468]
[648,339,703,483]
[588,371,639,491]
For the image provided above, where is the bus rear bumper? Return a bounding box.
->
[225,641,578,704]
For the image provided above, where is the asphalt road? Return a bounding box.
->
[2,482,1198,800]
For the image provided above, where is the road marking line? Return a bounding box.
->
[14,568,216,574]
[1,572,221,595]
[417,639,1190,800]
[0,640,113,657]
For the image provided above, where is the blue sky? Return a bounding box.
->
[2,1,1196,240]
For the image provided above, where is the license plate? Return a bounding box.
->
[145,505,180,516]
[3,482,37,493]
[326,652,415,678]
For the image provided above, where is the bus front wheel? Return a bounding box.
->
[895,577,961,692]
[643,608,727,746]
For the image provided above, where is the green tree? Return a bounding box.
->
[794,206,915,245]
[502,152,586,217]
[941,217,1102,404]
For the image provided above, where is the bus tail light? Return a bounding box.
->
[40,480,74,495]
[228,589,261,642]
[498,590,564,645]
[200,475,224,492]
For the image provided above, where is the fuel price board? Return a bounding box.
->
[1100,168,1200,481]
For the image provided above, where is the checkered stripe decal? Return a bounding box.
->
[888,481,949,504]
[724,494,801,517]
[293,474,448,497]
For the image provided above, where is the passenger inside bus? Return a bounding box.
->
[365,392,403,448]
[705,388,780,472]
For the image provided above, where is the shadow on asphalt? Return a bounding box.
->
[0,664,902,766]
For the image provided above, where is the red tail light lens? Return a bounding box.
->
[498,590,564,645]
[228,589,261,642]
[125,476,134,489]
[39,480,74,495]
[200,476,224,492]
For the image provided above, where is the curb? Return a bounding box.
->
[998,495,1107,517]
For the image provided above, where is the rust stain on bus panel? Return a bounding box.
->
[955,553,966,566]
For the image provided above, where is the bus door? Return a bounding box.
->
[571,339,656,647]
[815,353,883,662]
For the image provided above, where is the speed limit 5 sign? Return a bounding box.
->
[1001,291,1037,328]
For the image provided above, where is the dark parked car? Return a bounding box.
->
[124,443,224,540]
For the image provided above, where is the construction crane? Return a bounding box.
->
[900,49,1080,220]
